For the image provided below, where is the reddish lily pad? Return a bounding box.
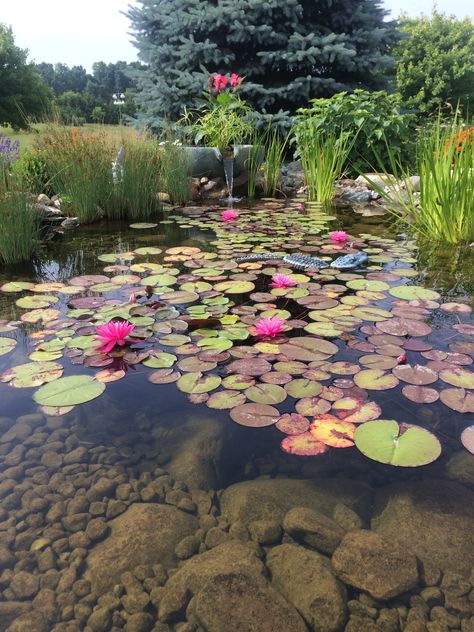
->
[439,388,474,413]
[310,416,355,448]
[376,318,432,337]
[402,385,440,404]
[40,405,75,416]
[461,426,474,454]
[275,413,311,435]
[392,364,438,385]
[227,358,272,376]
[148,369,181,384]
[95,369,126,383]
[230,403,280,427]
[332,399,382,423]
[295,397,331,416]
[281,432,329,456]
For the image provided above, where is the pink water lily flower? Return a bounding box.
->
[330,230,348,243]
[221,209,239,222]
[270,274,297,289]
[94,320,136,353]
[254,316,287,339]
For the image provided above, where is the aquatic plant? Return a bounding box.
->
[94,320,136,353]
[0,185,40,265]
[269,274,297,289]
[292,120,353,202]
[157,139,189,206]
[330,230,348,243]
[253,317,287,338]
[221,209,239,222]
[365,114,474,244]
[261,126,289,197]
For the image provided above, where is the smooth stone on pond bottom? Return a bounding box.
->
[331,530,419,600]
[267,543,347,632]
[283,506,346,554]
[85,503,198,595]
[191,571,308,632]
[123,612,154,632]
[9,570,40,599]
[371,480,474,576]
[87,606,112,632]
[220,477,373,526]
[0,602,31,632]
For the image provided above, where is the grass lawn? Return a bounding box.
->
[1,123,137,153]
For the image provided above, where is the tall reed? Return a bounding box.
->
[37,127,113,223]
[364,115,474,244]
[157,141,189,206]
[293,121,353,203]
[109,135,162,219]
[262,127,289,197]
[0,183,40,265]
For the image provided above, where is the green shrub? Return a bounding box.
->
[363,114,474,244]
[296,90,417,175]
[15,149,57,197]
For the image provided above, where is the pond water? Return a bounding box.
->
[0,200,473,632]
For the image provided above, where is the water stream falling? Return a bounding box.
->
[221,157,242,204]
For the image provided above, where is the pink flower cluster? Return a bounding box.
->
[209,73,243,93]
[94,320,136,354]
[221,209,239,222]
[270,274,297,289]
[330,230,348,243]
[253,316,287,339]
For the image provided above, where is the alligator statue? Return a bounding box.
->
[234,251,368,271]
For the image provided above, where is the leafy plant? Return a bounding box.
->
[157,140,189,206]
[15,149,57,196]
[109,135,162,220]
[297,90,417,175]
[293,119,353,203]
[363,114,474,244]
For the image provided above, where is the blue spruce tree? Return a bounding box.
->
[126,0,398,128]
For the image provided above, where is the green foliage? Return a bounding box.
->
[363,115,474,244]
[0,178,40,264]
[395,11,474,115]
[126,0,398,128]
[15,149,57,196]
[157,142,189,206]
[296,90,416,175]
[0,24,53,129]
[261,127,289,197]
[109,136,162,220]
[293,122,353,203]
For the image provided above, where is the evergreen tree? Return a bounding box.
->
[126,0,398,128]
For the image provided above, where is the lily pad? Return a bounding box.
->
[0,337,17,356]
[177,372,222,394]
[439,388,474,413]
[402,385,440,404]
[388,285,440,301]
[213,280,255,294]
[0,361,63,388]
[275,413,310,435]
[280,432,329,456]
[244,383,287,405]
[1,281,35,292]
[354,419,441,467]
[143,352,177,368]
[439,367,474,389]
[33,375,105,406]
[207,390,246,409]
[16,295,58,309]
[310,415,355,448]
[129,222,158,229]
[230,402,280,427]
[354,369,399,390]
[392,364,438,385]
[461,426,474,455]
[148,369,181,384]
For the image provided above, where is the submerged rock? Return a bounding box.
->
[267,543,347,632]
[85,503,198,595]
[283,506,346,554]
[372,480,474,576]
[220,477,373,527]
[332,530,419,600]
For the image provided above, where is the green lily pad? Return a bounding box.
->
[177,372,222,394]
[461,426,474,454]
[16,295,58,309]
[213,281,255,294]
[0,337,17,356]
[196,336,233,351]
[346,279,390,292]
[134,247,162,255]
[245,383,287,404]
[354,369,399,390]
[1,281,35,292]
[304,322,343,337]
[439,368,474,389]
[140,274,177,287]
[207,390,246,409]
[130,223,158,229]
[143,352,177,368]
[0,361,63,388]
[29,350,63,362]
[284,379,323,398]
[354,420,441,467]
[388,285,440,301]
[33,375,105,406]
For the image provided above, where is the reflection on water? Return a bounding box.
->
[0,203,473,632]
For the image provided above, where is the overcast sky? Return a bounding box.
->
[1,0,473,72]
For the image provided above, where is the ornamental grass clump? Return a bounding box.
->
[157,140,189,206]
[365,114,474,244]
[36,127,114,224]
[293,119,353,203]
[109,134,162,220]
[0,184,40,265]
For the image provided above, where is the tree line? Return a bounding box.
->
[1,3,474,131]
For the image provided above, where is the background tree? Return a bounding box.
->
[126,0,399,129]
[0,24,52,129]
[394,11,474,115]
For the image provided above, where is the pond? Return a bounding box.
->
[0,200,473,632]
